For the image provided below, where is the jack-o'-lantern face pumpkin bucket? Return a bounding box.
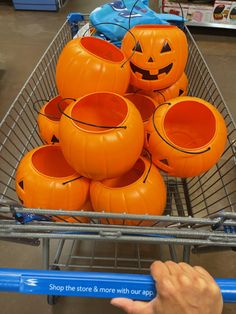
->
[15,145,90,216]
[59,92,144,180]
[121,25,188,91]
[37,96,70,144]
[145,97,227,178]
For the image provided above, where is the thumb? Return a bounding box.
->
[111,298,151,314]
[111,298,135,313]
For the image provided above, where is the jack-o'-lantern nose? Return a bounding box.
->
[148,57,154,62]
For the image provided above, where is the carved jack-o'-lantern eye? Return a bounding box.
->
[161,41,171,53]
[179,89,184,96]
[51,135,59,143]
[18,180,24,190]
[133,41,142,53]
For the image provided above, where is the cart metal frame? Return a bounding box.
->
[0,15,236,299]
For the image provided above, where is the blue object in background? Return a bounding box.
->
[67,13,85,37]
[14,213,52,224]
[12,0,58,11]
[0,269,236,303]
[89,0,185,44]
[93,31,122,47]
[224,225,236,234]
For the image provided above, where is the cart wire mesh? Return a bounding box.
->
[0,19,236,253]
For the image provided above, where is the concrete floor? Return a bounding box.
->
[0,0,236,313]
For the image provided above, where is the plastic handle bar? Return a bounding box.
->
[0,269,235,303]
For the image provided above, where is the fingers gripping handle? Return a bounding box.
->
[0,269,235,303]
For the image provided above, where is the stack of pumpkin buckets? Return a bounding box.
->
[16,25,227,226]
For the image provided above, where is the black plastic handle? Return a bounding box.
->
[152,103,211,155]
[57,98,127,130]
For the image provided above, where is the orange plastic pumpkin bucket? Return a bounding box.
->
[145,96,227,177]
[59,92,144,181]
[125,93,158,130]
[121,25,188,90]
[36,96,71,144]
[16,145,90,212]
[56,37,130,99]
[90,156,166,226]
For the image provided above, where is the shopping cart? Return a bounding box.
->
[0,13,236,305]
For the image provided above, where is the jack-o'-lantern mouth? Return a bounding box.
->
[130,62,173,80]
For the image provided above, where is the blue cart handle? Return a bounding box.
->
[0,268,235,303]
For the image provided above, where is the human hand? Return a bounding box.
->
[111,261,223,314]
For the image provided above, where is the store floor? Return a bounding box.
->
[0,0,236,313]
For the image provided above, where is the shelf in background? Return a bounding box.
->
[186,21,236,30]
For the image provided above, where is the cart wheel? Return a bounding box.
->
[47,295,58,305]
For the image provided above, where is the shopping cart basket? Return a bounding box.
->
[0,13,236,304]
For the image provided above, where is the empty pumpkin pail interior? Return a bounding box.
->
[164,101,216,149]
[32,146,75,177]
[102,159,145,188]
[81,37,125,62]
[125,94,156,122]
[71,93,128,132]
[44,96,68,121]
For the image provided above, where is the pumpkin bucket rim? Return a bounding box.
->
[31,145,79,179]
[94,157,148,190]
[42,96,68,122]
[80,37,126,63]
[125,93,156,122]
[131,24,178,30]
[162,99,217,151]
[69,92,130,134]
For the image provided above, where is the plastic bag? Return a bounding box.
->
[90,0,185,43]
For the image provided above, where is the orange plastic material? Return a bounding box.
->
[37,96,69,144]
[142,72,188,104]
[121,25,188,90]
[15,145,90,211]
[126,84,137,93]
[59,92,144,181]
[145,96,227,178]
[90,156,166,226]
[125,93,158,130]
[56,37,130,99]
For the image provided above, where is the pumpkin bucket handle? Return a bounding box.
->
[33,99,50,117]
[142,149,153,183]
[153,103,211,155]
[57,98,127,130]
[82,22,137,68]
[62,175,83,185]
[33,98,76,120]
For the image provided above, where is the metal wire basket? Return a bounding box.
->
[0,16,236,275]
